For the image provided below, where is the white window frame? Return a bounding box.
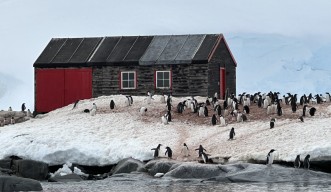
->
[156,71,171,89]
[121,71,136,89]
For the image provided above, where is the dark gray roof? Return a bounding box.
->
[34,34,236,67]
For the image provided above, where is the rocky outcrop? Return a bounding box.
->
[143,159,180,176]
[110,158,145,175]
[13,159,49,180]
[161,162,331,183]
[0,176,42,191]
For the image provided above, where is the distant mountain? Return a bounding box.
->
[227,33,331,95]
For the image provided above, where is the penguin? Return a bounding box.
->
[21,103,26,112]
[166,110,172,122]
[181,143,190,157]
[270,118,276,129]
[91,103,97,110]
[236,112,243,122]
[110,100,115,110]
[140,107,147,115]
[177,102,185,114]
[72,100,79,109]
[266,149,276,165]
[206,98,211,106]
[303,154,310,169]
[10,117,15,125]
[125,95,133,106]
[160,94,166,103]
[220,115,226,127]
[242,114,248,122]
[146,92,154,104]
[195,145,206,157]
[27,109,32,118]
[309,107,316,116]
[165,147,173,159]
[161,115,168,125]
[302,105,308,116]
[151,144,162,158]
[90,108,96,116]
[229,127,235,140]
[166,102,172,111]
[200,151,209,163]
[204,106,208,117]
[243,105,250,114]
[198,106,204,117]
[83,109,90,113]
[166,94,172,105]
[299,116,304,122]
[211,114,217,126]
[8,107,12,111]
[294,155,301,168]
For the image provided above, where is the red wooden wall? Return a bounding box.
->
[35,68,92,113]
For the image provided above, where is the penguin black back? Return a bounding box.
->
[294,155,301,168]
[110,100,115,110]
[229,127,235,140]
[303,154,310,169]
[165,147,173,159]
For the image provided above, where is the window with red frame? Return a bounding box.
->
[156,71,171,89]
[121,71,136,89]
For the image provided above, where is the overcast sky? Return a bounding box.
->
[1,0,331,110]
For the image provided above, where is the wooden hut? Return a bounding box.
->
[34,34,237,113]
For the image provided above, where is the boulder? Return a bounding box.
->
[111,158,145,175]
[164,163,224,179]
[144,159,180,176]
[13,160,49,180]
[0,176,42,191]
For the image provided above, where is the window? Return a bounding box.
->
[121,71,136,89]
[156,71,171,89]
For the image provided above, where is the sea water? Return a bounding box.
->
[41,173,331,192]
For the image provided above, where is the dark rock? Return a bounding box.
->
[13,159,49,180]
[0,175,42,191]
[164,163,224,179]
[48,174,83,182]
[111,158,145,175]
[144,159,181,176]
[0,159,12,170]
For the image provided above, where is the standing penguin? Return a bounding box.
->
[303,154,310,169]
[166,110,172,122]
[21,103,26,112]
[165,147,173,159]
[160,94,166,103]
[243,105,250,114]
[204,106,208,117]
[266,149,276,165]
[195,145,207,157]
[140,107,147,115]
[229,127,235,140]
[294,155,301,168]
[181,143,190,157]
[151,144,162,158]
[8,107,12,111]
[270,118,276,129]
[220,115,226,127]
[309,107,316,116]
[91,103,97,110]
[211,114,217,126]
[110,100,115,110]
[27,109,32,118]
[161,114,168,125]
[302,105,308,116]
[200,151,209,163]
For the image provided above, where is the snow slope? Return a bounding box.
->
[0,95,330,166]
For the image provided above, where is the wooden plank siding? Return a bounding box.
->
[208,38,236,98]
[92,64,210,98]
